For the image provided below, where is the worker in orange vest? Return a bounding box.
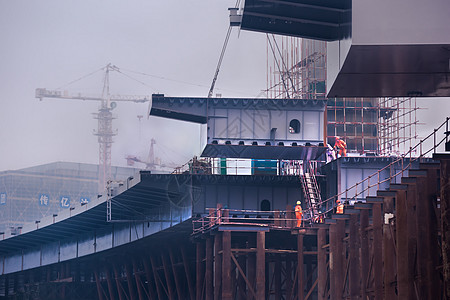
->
[295,201,303,227]
[334,136,347,157]
[336,200,344,214]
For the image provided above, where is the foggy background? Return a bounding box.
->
[0,1,448,172]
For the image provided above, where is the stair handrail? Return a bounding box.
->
[319,117,450,212]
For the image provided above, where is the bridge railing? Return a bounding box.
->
[192,207,323,235]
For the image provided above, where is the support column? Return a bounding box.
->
[372,203,383,300]
[94,269,105,300]
[222,231,232,300]
[125,260,138,300]
[297,233,304,300]
[330,220,345,300]
[150,256,164,300]
[425,166,441,300]
[196,241,205,300]
[285,257,293,300]
[348,214,360,300]
[408,178,427,298]
[169,248,184,300]
[206,237,214,300]
[274,255,282,300]
[133,259,145,300]
[237,253,247,300]
[143,258,157,300]
[162,252,175,300]
[114,264,125,300]
[181,246,195,300]
[328,224,337,300]
[395,189,414,299]
[106,267,117,300]
[214,234,222,300]
[435,154,450,299]
[380,195,396,299]
[317,228,327,300]
[359,210,369,299]
[256,231,266,300]
[247,242,256,300]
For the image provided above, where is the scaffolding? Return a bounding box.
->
[266,36,420,156]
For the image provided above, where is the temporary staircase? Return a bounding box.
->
[300,161,322,222]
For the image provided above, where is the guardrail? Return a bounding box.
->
[319,117,450,212]
[192,208,322,235]
[172,157,324,176]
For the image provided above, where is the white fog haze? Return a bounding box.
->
[0,1,448,172]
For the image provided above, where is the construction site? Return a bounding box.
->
[0,0,450,299]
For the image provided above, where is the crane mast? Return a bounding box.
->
[36,64,150,193]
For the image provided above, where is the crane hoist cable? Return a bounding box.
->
[208,0,241,98]
[208,25,232,98]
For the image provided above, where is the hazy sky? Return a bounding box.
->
[0,0,268,171]
[0,1,448,172]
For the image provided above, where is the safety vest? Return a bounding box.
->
[295,205,302,215]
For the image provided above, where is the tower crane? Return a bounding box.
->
[35,64,150,193]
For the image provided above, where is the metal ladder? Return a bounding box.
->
[300,161,322,222]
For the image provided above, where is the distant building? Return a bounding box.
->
[0,162,139,233]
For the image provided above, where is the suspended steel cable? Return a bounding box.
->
[207,0,241,98]
[56,65,105,90]
[208,26,232,98]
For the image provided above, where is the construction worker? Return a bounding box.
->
[336,200,344,214]
[334,136,347,157]
[295,200,303,227]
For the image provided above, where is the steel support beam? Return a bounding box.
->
[150,256,164,300]
[196,241,205,300]
[348,214,360,299]
[330,219,345,300]
[169,248,184,300]
[372,202,383,299]
[436,155,450,299]
[162,252,175,300]
[237,253,247,300]
[114,264,126,300]
[297,233,304,300]
[214,234,222,300]
[143,257,157,300]
[206,237,214,300]
[125,260,138,300]
[285,257,293,300]
[181,246,195,300]
[222,231,232,300]
[359,210,369,299]
[94,269,105,300]
[256,231,265,300]
[395,189,414,299]
[275,255,282,300]
[106,267,117,300]
[317,228,327,300]
[425,167,441,300]
[133,258,145,300]
[380,195,396,299]
[247,242,256,300]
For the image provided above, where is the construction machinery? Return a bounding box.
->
[36,64,150,192]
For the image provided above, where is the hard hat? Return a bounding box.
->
[296,201,301,205]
